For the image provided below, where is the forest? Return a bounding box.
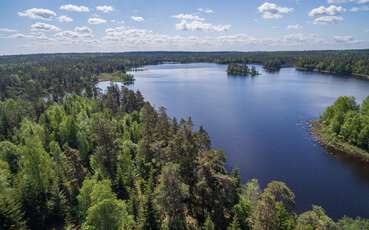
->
[1,49,369,78]
[1,52,369,229]
[316,96,369,161]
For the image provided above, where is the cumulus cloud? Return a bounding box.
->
[31,22,61,32]
[96,5,114,13]
[172,14,205,21]
[198,8,214,14]
[88,17,107,24]
[287,24,303,30]
[55,26,94,42]
[60,4,89,12]
[18,8,56,20]
[314,15,344,24]
[175,20,230,32]
[74,26,93,34]
[309,5,346,17]
[58,15,73,22]
[258,2,293,19]
[131,16,145,22]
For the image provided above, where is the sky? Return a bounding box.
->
[0,0,369,55]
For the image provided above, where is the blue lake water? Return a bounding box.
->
[98,63,369,219]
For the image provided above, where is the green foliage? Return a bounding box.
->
[320,96,369,153]
[227,63,259,76]
[98,71,135,85]
[0,141,20,174]
[156,163,189,230]
[295,52,369,76]
[0,191,27,230]
[296,206,336,230]
[263,59,283,72]
[252,181,295,230]
[83,199,135,230]
[78,179,115,222]
[203,215,215,230]
[337,216,369,230]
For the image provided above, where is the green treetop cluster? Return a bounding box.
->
[227,64,259,77]
[320,96,369,153]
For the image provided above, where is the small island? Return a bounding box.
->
[98,71,135,85]
[312,96,369,163]
[263,60,283,72]
[227,63,260,76]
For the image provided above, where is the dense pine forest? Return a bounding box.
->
[2,51,369,229]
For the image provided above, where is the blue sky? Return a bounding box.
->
[0,0,368,55]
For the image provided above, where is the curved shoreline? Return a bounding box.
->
[310,120,369,164]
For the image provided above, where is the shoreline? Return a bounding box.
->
[296,67,369,80]
[310,120,369,164]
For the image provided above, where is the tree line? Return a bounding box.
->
[1,49,369,83]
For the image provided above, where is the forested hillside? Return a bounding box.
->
[1,53,369,229]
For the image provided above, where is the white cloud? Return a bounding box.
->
[96,5,114,13]
[313,15,344,24]
[350,5,369,11]
[172,14,205,21]
[60,4,89,12]
[309,5,346,17]
[55,27,94,42]
[88,17,107,24]
[0,28,17,33]
[31,22,61,32]
[175,20,231,32]
[283,33,322,44]
[198,8,214,14]
[258,2,293,19]
[7,33,29,39]
[287,24,303,30]
[58,15,73,22]
[131,16,145,22]
[5,32,54,42]
[333,35,360,43]
[18,8,56,20]
[74,26,93,34]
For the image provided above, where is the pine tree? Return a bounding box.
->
[203,215,215,230]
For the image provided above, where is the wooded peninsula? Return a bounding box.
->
[312,96,369,163]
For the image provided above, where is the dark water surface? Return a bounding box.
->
[99,63,369,219]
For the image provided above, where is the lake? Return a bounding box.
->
[98,63,369,219]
